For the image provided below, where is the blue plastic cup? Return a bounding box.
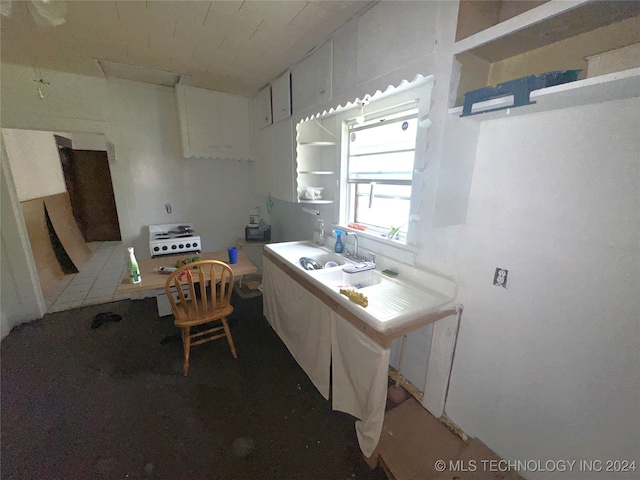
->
[227,247,238,264]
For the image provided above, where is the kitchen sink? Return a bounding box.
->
[271,242,351,271]
[264,241,458,333]
[307,265,382,288]
[299,252,347,270]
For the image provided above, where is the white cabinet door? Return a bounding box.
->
[272,119,296,202]
[271,72,291,123]
[177,86,222,154]
[2,129,67,202]
[291,41,333,114]
[253,86,272,129]
[176,85,252,159]
[218,93,252,158]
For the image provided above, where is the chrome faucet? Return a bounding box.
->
[367,253,376,265]
[343,232,376,265]
[344,232,360,261]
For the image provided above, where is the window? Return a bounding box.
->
[344,105,418,240]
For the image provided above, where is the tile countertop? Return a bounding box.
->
[116,249,258,295]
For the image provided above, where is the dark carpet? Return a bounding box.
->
[1,294,388,480]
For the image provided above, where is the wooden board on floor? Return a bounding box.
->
[43,193,91,271]
[433,438,516,480]
[20,198,64,298]
[378,398,466,480]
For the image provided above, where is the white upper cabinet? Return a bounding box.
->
[292,41,333,114]
[218,93,252,157]
[271,72,292,123]
[253,86,272,129]
[175,84,252,159]
[331,19,358,97]
[271,119,297,203]
[356,2,437,85]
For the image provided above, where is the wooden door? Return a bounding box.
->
[67,150,121,242]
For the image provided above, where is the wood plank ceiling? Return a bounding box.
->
[0,0,376,96]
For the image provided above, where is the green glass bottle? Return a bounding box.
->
[128,247,141,284]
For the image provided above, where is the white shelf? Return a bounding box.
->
[453,1,640,62]
[298,141,337,147]
[449,68,640,121]
[298,170,335,175]
[296,117,339,207]
[298,200,334,204]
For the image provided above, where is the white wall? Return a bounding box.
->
[0,64,255,262]
[0,63,106,335]
[1,146,46,339]
[259,0,640,476]
[0,62,109,133]
[104,78,254,258]
[60,131,107,151]
[443,97,640,478]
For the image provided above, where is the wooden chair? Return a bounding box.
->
[164,260,237,376]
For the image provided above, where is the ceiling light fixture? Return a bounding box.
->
[354,95,371,125]
[1,0,67,26]
[355,103,365,124]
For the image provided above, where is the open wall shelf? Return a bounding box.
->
[454,1,640,60]
[299,199,334,204]
[299,141,337,147]
[449,68,640,121]
[296,117,340,204]
[451,0,640,110]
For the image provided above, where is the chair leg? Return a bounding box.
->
[182,327,191,376]
[222,319,237,359]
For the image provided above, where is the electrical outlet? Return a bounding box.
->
[493,268,508,288]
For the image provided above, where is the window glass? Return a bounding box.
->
[348,151,415,182]
[349,117,417,156]
[353,183,411,232]
[345,108,418,238]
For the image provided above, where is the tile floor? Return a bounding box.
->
[45,241,131,313]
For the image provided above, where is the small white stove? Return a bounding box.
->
[149,223,201,257]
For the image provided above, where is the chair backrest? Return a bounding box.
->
[164,260,234,322]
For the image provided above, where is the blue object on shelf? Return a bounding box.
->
[461,70,581,117]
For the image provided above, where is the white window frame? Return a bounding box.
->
[335,76,434,249]
[343,104,418,241]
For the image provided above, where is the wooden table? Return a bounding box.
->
[116,249,258,295]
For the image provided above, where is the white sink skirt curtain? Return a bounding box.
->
[330,316,390,456]
[263,258,390,457]
[263,258,332,398]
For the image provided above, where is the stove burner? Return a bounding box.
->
[149,222,201,257]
